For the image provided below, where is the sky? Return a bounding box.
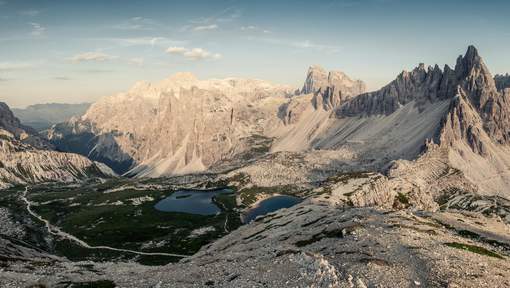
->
[0,0,509,108]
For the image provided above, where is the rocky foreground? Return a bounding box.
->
[1,199,509,287]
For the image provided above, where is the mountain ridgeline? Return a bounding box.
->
[12,103,91,131]
[41,46,510,196]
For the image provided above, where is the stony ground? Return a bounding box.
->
[1,198,510,287]
[1,148,510,287]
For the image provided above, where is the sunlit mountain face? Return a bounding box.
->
[1,1,510,287]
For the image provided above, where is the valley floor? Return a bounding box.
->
[1,200,510,287]
[1,145,510,287]
[20,187,190,259]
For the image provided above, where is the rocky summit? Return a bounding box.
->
[1,46,510,288]
[301,65,366,110]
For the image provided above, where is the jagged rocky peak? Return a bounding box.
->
[398,63,441,83]
[456,45,493,74]
[301,65,366,110]
[301,65,328,95]
[454,45,499,110]
[455,45,484,77]
[336,46,501,118]
[336,63,453,117]
[402,45,510,154]
[457,46,493,81]
[449,46,510,145]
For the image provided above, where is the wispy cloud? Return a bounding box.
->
[19,9,40,17]
[182,7,242,32]
[215,8,242,23]
[29,22,46,36]
[118,37,163,47]
[69,52,118,63]
[193,24,218,31]
[166,47,222,61]
[245,36,341,53]
[113,16,158,30]
[241,25,271,34]
[292,40,341,53]
[166,47,187,54]
[0,61,36,71]
[68,52,146,66]
[98,37,186,48]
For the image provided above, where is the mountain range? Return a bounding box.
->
[44,46,510,198]
[1,46,510,287]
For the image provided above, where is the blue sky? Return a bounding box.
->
[0,0,509,107]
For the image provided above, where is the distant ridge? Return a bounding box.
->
[12,102,91,131]
[0,102,113,189]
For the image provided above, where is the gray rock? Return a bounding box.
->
[336,62,455,117]
[495,74,510,91]
[301,65,366,110]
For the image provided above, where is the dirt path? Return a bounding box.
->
[21,187,189,258]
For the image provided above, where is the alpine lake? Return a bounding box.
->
[0,177,302,265]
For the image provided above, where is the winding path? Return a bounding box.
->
[215,198,230,233]
[21,187,189,258]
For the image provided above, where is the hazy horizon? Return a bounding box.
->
[1,0,510,108]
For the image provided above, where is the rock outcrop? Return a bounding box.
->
[450,46,510,146]
[336,63,457,117]
[495,73,510,91]
[301,65,366,110]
